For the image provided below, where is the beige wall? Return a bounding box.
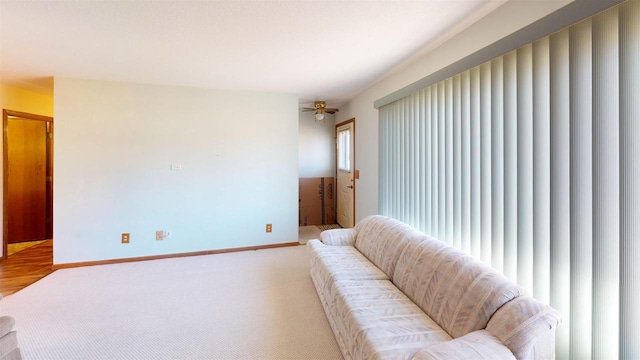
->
[0,83,54,257]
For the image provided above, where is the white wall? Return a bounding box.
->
[298,111,335,178]
[336,0,573,222]
[53,78,298,265]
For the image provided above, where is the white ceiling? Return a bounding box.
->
[0,0,510,108]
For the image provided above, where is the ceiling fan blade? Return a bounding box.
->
[301,108,315,112]
[325,108,339,114]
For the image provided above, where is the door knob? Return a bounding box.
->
[347,185,354,189]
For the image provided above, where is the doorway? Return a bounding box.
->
[335,118,355,228]
[3,110,53,259]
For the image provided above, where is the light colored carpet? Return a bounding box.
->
[298,224,342,245]
[298,226,321,245]
[0,246,343,360]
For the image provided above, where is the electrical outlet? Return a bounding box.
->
[266,224,272,233]
[156,230,164,240]
[122,233,130,244]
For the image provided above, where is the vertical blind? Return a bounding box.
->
[378,1,639,358]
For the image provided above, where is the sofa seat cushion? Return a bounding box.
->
[393,237,524,338]
[308,240,389,282]
[411,330,516,360]
[308,239,390,304]
[333,280,452,360]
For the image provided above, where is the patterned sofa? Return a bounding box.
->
[0,316,22,360]
[308,215,560,360]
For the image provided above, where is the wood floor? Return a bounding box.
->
[0,240,54,297]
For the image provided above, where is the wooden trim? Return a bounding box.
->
[4,110,53,123]
[51,241,300,270]
[3,109,53,260]
[335,118,355,128]
[2,110,7,260]
[353,119,356,223]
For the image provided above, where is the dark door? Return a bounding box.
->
[6,117,49,243]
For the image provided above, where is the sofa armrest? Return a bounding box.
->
[320,229,357,246]
[486,296,561,360]
[0,316,21,360]
[411,330,516,360]
[0,317,15,339]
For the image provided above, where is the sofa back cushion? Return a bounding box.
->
[353,215,424,278]
[393,237,524,338]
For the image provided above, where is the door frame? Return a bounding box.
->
[2,109,54,259]
[335,118,355,227]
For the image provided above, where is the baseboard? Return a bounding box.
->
[51,242,300,270]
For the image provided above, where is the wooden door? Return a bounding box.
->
[6,117,48,243]
[336,119,355,228]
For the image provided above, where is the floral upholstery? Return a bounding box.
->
[411,330,517,360]
[353,215,425,278]
[486,296,561,360]
[393,236,524,338]
[321,228,357,246]
[333,280,451,360]
[308,215,560,360]
[308,240,389,301]
[0,316,21,360]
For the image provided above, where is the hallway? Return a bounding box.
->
[0,240,53,297]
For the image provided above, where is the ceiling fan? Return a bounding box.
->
[302,101,339,121]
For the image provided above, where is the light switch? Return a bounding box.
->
[170,164,182,170]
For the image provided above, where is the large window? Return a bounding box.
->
[378,1,639,358]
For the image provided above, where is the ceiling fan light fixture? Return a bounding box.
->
[302,100,337,120]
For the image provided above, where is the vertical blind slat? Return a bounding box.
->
[446,79,454,246]
[503,51,518,283]
[425,88,433,235]
[453,75,462,250]
[419,90,426,232]
[432,86,439,238]
[549,29,571,359]
[461,71,471,255]
[619,0,640,357]
[532,37,551,305]
[592,8,620,359]
[470,68,482,260]
[480,62,492,265]
[491,57,504,272]
[438,82,446,243]
[409,96,412,222]
[517,44,534,295]
[569,18,593,359]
